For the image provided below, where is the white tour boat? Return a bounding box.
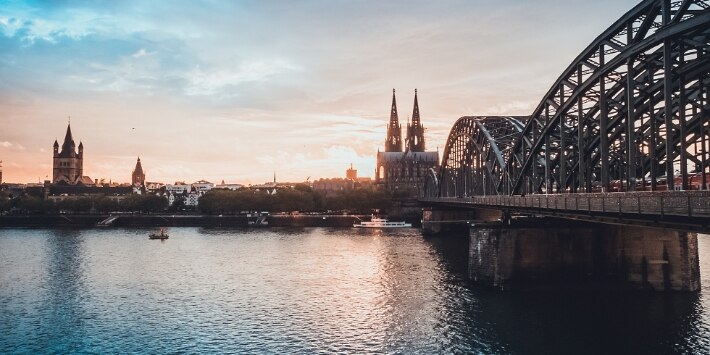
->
[353,217,412,228]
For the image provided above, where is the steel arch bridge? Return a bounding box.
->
[436,116,526,198]
[428,0,710,199]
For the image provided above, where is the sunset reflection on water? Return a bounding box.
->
[1,228,710,354]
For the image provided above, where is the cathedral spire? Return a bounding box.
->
[385,88,402,152]
[412,88,420,127]
[406,88,425,152]
[390,88,399,126]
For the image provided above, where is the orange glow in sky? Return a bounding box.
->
[0,1,639,184]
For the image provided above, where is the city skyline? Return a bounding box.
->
[1,0,638,184]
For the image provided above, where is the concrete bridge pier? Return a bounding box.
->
[469,222,700,292]
[422,207,503,235]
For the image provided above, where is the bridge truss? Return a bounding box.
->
[433,0,710,198]
[437,116,525,197]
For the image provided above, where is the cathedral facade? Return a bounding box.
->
[52,124,89,185]
[376,89,439,196]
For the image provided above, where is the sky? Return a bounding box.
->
[0,0,639,185]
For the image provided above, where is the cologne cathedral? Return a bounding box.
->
[376,89,439,196]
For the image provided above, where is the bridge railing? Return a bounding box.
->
[424,191,710,218]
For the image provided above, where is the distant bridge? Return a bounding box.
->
[423,0,710,230]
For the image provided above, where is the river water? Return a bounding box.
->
[1,227,709,354]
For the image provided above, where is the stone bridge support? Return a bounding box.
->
[469,222,700,292]
[422,207,503,235]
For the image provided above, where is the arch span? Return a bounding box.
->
[435,0,710,197]
[508,0,710,194]
[436,116,525,197]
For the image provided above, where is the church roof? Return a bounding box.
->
[58,124,77,158]
[133,157,144,175]
[77,176,95,186]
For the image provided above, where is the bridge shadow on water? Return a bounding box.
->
[422,231,710,354]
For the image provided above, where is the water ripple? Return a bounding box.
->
[1,228,709,354]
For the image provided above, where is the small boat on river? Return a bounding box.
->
[353,217,412,228]
[149,227,169,240]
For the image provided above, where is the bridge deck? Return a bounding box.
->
[422,191,710,230]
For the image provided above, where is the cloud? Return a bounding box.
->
[255,145,376,181]
[131,48,152,58]
[0,0,642,183]
[0,141,25,150]
[183,59,300,97]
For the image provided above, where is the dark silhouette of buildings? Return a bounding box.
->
[313,178,354,197]
[46,183,132,201]
[52,124,92,185]
[346,163,357,180]
[376,89,439,196]
[132,157,145,186]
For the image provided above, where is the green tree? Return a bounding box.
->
[94,197,119,213]
[168,195,186,212]
[142,195,168,212]
[121,194,167,213]
[294,183,313,193]
[0,197,11,213]
[16,196,46,214]
[56,197,92,213]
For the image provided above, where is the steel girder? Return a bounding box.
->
[422,168,440,198]
[506,0,710,195]
[431,116,525,198]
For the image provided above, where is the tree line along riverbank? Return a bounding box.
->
[0,186,399,216]
[0,214,398,228]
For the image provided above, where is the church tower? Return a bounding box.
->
[132,157,145,186]
[52,124,84,184]
[385,89,402,152]
[406,89,425,152]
